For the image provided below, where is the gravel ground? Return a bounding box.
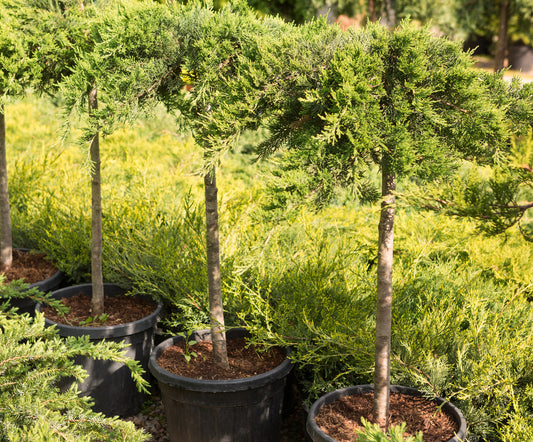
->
[124,390,170,442]
[125,382,308,442]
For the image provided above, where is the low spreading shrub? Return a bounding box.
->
[0,283,148,441]
[7,95,533,441]
[245,207,533,441]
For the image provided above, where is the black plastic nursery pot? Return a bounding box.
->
[37,283,161,417]
[8,248,64,315]
[508,44,533,73]
[306,385,467,442]
[149,328,293,442]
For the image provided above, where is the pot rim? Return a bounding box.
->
[14,248,64,290]
[149,328,293,393]
[36,283,162,339]
[306,384,467,442]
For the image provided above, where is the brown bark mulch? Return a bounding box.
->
[42,293,156,326]
[157,337,286,380]
[314,391,457,441]
[0,249,58,284]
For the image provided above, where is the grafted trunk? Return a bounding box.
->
[494,0,510,71]
[373,164,396,429]
[89,88,104,317]
[204,168,229,369]
[0,109,12,268]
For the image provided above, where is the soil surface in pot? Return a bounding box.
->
[315,392,457,441]
[42,293,156,326]
[157,338,286,380]
[0,249,58,284]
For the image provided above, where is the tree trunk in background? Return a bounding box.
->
[89,88,104,317]
[373,164,396,429]
[382,0,396,28]
[204,168,229,370]
[0,109,12,268]
[368,0,377,22]
[494,0,510,71]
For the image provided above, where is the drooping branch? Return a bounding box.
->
[129,66,180,105]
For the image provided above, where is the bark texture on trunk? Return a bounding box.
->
[373,166,396,429]
[89,88,104,317]
[204,169,229,369]
[0,110,12,268]
[495,0,510,71]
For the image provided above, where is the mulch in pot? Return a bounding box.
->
[42,293,156,326]
[315,392,457,441]
[157,338,286,380]
[0,249,58,284]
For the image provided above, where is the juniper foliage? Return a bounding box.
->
[407,124,533,241]
[0,277,68,315]
[0,305,148,440]
[250,19,518,425]
[357,418,424,441]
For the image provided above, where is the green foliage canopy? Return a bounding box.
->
[1,0,92,103]
[60,0,187,144]
[253,21,517,204]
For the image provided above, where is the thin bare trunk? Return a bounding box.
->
[0,109,12,268]
[373,164,396,429]
[204,168,229,369]
[494,0,510,71]
[89,88,104,316]
[382,0,396,28]
[368,0,377,22]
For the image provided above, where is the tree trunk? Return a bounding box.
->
[373,164,396,429]
[382,0,396,28]
[494,0,510,71]
[368,0,377,22]
[204,168,229,369]
[0,108,13,268]
[89,88,104,317]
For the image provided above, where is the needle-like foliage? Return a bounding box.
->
[250,19,523,427]
[0,305,148,440]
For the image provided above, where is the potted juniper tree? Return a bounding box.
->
[31,0,179,416]
[255,20,528,440]
[143,3,315,440]
[0,0,65,305]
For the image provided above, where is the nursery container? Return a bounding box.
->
[306,384,467,442]
[38,283,161,417]
[149,328,293,442]
[8,248,64,315]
